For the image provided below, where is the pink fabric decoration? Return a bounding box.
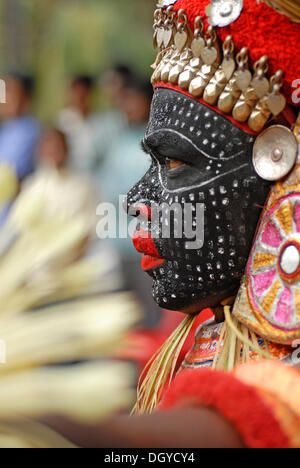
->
[274,287,292,324]
[261,222,282,248]
[294,204,300,233]
[253,270,277,297]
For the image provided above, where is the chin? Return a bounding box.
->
[149,263,239,312]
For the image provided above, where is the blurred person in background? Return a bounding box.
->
[102,64,133,110]
[28,127,98,235]
[0,73,40,220]
[92,74,153,220]
[14,127,98,250]
[38,127,69,170]
[57,75,100,173]
[15,126,123,310]
[89,65,134,174]
[92,73,161,326]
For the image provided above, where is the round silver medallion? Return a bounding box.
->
[252,125,298,181]
[220,3,233,16]
[206,0,243,27]
[156,0,178,7]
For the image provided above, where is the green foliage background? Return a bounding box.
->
[0,0,155,121]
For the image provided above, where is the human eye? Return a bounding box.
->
[165,157,186,171]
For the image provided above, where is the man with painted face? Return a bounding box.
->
[129,87,269,312]
[44,0,300,448]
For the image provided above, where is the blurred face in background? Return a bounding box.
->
[103,69,130,110]
[0,77,30,120]
[37,129,68,169]
[69,81,92,118]
[122,88,151,125]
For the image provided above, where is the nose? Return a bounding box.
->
[125,175,151,217]
[125,164,160,219]
[123,194,152,219]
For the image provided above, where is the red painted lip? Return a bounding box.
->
[132,229,165,271]
[141,255,165,271]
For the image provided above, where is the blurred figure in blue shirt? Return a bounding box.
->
[92,74,160,326]
[93,74,153,255]
[0,73,40,222]
[0,73,39,180]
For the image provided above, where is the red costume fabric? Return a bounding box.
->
[123,308,213,374]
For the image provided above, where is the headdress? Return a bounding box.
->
[152,0,299,136]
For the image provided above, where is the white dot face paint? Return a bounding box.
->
[126,88,271,311]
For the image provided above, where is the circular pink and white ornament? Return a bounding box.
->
[248,194,300,332]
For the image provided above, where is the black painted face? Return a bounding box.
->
[127,88,271,312]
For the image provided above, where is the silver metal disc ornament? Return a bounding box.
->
[252,125,298,181]
[157,0,178,7]
[206,0,243,27]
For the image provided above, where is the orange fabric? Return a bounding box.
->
[255,388,300,448]
[160,366,290,448]
[233,360,300,420]
[161,359,300,447]
[233,360,300,448]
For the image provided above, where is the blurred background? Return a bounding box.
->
[0,0,154,120]
[0,0,164,326]
[0,2,206,442]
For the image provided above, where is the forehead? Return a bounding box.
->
[146,88,255,160]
